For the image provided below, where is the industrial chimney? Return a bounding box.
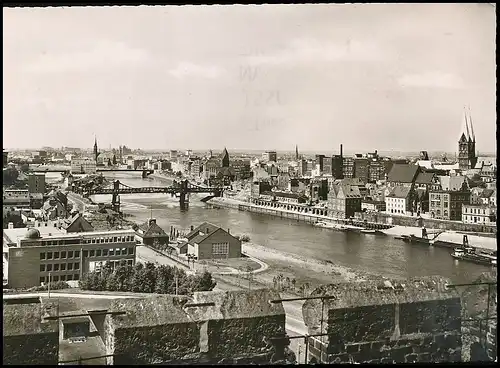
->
[340,144,343,158]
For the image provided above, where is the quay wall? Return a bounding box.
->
[354,212,496,235]
[208,198,496,234]
[208,198,391,230]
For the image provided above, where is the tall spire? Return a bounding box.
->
[93,134,99,163]
[463,106,471,141]
[468,105,476,142]
[295,144,299,160]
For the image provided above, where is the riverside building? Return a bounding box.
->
[5,228,137,288]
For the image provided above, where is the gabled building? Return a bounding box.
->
[185,222,241,260]
[134,218,169,246]
[328,184,362,219]
[59,213,94,233]
[385,186,412,215]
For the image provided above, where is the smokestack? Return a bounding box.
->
[340,144,343,158]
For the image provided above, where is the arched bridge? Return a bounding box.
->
[77,179,223,210]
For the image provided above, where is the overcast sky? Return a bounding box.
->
[3,4,496,153]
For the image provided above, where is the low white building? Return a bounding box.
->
[385,186,412,215]
[71,158,96,174]
[462,204,496,224]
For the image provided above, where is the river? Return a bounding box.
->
[83,172,491,284]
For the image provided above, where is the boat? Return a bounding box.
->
[400,234,429,244]
[451,247,497,267]
[361,229,376,234]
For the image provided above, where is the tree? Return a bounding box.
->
[3,167,19,185]
[113,154,117,165]
[108,158,112,166]
[131,263,146,292]
[3,212,26,229]
[291,278,296,291]
[192,270,217,292]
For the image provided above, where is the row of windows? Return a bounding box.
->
[212,242,229,255]
[40,247,134,260]
[463,207,488,215]
[41,235,135,247]
[463,215,493,223]
[40,262,80,272]
[390,209,405,214]
[40,274,79,284]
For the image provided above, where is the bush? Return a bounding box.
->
[79,260,216,295]
[237,234,250,243]
[27,281,70,292]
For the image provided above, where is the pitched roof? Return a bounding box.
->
[63,213,94,232]
[480,189,495,198]
[387,185,412,199]
[138,219,167,238]
[185,222,221,242]
[329,184,362,199]
[415,172,435,185]
[387,164,420,183]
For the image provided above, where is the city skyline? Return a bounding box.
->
[3,4,497,152]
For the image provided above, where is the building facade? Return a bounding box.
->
[462,204,496,224]
[186,222,241,260]
[385,186,411,215]
[263,151,277,163]
[28,173,46,195]
[328,184,362,218]
[429,190,471,221]
[342,157,355,179]
[71,158,97,174]
[6,228,137,288]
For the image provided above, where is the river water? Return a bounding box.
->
[65,172,492,284]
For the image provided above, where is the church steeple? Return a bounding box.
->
[295,145,299,160]
[221,147,230,168]
[93,135,100,163]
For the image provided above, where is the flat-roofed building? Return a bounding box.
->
[71,158,97,174]
[6,228,137,288]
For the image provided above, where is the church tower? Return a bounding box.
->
[221,147,230,168]
[94,136,100,163]
[458,108,478,170]
[467,107,478,169]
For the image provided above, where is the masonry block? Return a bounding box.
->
[399,298,462,335]
[3,299,59,365]
[327,304,395,348]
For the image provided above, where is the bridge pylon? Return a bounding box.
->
[112,180,121,212]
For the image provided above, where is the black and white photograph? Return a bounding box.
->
[2,3,497,365]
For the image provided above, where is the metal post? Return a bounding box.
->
[320,298,325,362]
[483,283,491,346]
[175,271,178,296]
[48,272,52,298]
[304,335,309,364]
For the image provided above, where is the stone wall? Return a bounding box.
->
[105,289,288,365]
[3,299,59,365]
[302,277,463,364]
[460,271,497,362]
[355,211,496,234]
